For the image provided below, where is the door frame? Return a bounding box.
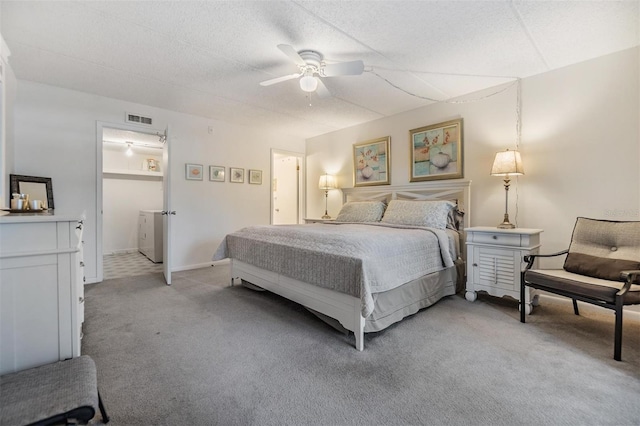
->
[270,149,305,224]
[161,125,172,285]
[95,121,164,282]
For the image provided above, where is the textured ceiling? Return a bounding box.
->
[1,1,638,139]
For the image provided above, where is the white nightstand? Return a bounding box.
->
[465,227,543,314]
[303,218,336,224]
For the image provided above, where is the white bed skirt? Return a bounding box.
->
[230,259,461,350]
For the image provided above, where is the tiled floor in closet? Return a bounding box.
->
[103,251,163,280]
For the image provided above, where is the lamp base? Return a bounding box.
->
[497,214,515,229]
[321,213,332,219]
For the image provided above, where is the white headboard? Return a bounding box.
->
[341,180,471,229]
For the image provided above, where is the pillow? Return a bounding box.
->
[335,201,386,223]
[563,217,640,282]
[447,207,465,230]
[564,253,640,282]
[380,200,455,229]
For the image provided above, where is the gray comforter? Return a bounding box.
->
[212,222,455,317]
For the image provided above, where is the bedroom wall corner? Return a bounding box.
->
[306,47,640,269]
[518,46,640,266]
[11,81,306,281]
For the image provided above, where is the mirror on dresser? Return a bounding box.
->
[9,174,54,210]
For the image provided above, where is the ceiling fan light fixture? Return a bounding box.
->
[299,73,318,93]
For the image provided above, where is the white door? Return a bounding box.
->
[271,150,304,225]
[162,126,173,285]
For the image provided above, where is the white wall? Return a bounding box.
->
[307,47,640,268]
[103,178,163,254]
[12,81,305,281]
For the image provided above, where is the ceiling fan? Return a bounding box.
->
[259,44,364,97]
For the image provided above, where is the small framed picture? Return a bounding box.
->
[230,167,244,183]
[249,169,262,185]
[209,165,225,182]
[185,163,203,180]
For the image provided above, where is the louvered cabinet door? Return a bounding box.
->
[464,227,543,314]
[474,247,520,291]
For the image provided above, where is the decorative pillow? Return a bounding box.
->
[563,217,640,282]
[380,200,455,229]
[447,207,465,230]
[564,253,640,282]
[335,201,386,223]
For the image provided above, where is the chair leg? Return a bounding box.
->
[520,272,526,323]
[98,391,110,423]
[614,298,623,361]
[572,299,580,315]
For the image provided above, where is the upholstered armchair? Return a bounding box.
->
[520,217,640,361]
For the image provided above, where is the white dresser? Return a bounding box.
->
[138,210,163,263]
[0,213,85,374]
[465,227,543,314]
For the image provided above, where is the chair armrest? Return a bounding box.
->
[620,270,640,281]
[617,270,640,296]
[523,249,569,270]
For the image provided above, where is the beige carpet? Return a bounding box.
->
[82,265,640,425]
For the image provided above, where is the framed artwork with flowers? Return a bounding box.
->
[353,136,391,187]
[410,118,463,182]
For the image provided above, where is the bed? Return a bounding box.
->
[212,181,471,350]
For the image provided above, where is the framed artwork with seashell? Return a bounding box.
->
[353,136,391,187]
[410,118,464,182]
[185,163,203,180]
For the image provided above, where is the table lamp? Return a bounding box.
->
[491,149,524,229]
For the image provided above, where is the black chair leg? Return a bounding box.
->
[98,391,110,423]
[614,298,623,361]
[572,299,580,315]
[520,272,526,323]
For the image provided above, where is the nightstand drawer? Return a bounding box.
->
[468,231,522,247]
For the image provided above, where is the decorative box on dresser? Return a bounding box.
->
[465,227,543,314]
[0,213,85,374]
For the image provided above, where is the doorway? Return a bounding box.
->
[271,149,305,225]
[96,122,166,281]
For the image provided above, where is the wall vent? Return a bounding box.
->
[125,112,153,126]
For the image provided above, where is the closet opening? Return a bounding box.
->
[99,126,164,280]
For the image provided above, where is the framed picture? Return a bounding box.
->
[410,118,463,182]
[230,167,244,183]
[185,163,203,181]
[353,136,391,187]
[209,165,225,182]
[249,169,262,185]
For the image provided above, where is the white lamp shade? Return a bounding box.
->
[491,149,524,176]
[318,174,337,190]
[299,75,318,92]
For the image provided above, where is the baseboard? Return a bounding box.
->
[171,258,229,272]
[539,293,640,318]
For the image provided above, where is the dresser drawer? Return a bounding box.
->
[468,231,522,247]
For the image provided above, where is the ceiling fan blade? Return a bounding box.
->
[277,44,307,66]
[322,60,364,77]
[316,78,331,98]
[259,73,302,86]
